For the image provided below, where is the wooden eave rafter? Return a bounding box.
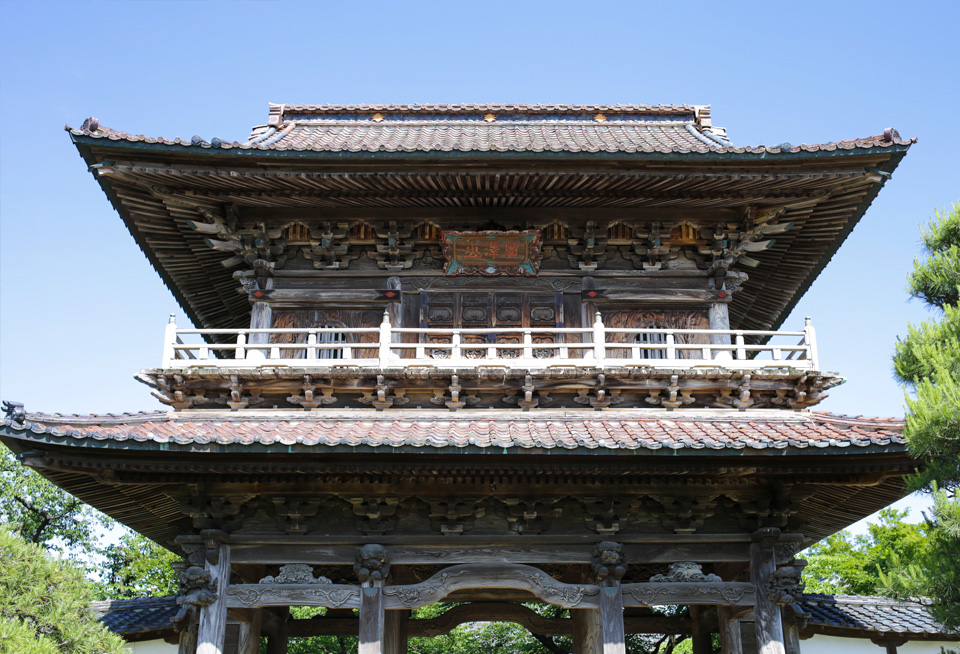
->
[72,136,908,335]
[2,432,913,548]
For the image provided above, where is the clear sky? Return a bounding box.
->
[1,0,958,528]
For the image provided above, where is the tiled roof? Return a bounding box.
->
[65,103,915,155]
[800,594,959,639]
[91,597,177,638]
[2,410,904,453]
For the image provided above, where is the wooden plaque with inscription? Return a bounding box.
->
[441,230,542,276]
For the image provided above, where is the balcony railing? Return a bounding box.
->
[161,313,819,372]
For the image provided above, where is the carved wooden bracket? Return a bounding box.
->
[355,544,391,585]
[286,376,337,410]
[305,222,358,270]
[579,496,627,535]
[358,375,409,411]
[349,497,400,535]
[502,374,552,411]
[500,497,561,535]
[567,221,609,271]
[646,495,719,534]
[427,497,486,535]
[591,541,627,583]
[429,374,480,411]
[368,221,421,271]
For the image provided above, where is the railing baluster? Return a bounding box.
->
[270,345,280,360]
[666,333,676,360]
[593,312,606,364]
[452,331,462,362]
[379,310,392,367]
[162,314,177,366]
[735,333,746,360]
[199,345,209,361]
[523,330,533,361]
[804,316,819,369]
[306,332,317,360]
[236,333,246,361]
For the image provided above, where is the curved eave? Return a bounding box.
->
[0,421,910,459]
[69,132,913,163]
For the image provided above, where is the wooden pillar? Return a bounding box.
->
[709,301,733,360]
[197,544,231,654]
[750,541,785,654]
[599,583,626,654]
[718,606,743,654]
[360,584,386,654]
[384,609,409,654]
[265,607,289,654]
[247,279,273,359]
[690,606,712,654]
[572,609,602,654]
[238,609,262,654]
[179,619,199,654]
[782,622,800,654]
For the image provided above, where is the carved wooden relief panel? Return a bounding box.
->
[601,310,709,359]
[271,309,381,358]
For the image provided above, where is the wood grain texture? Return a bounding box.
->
[750,543,785,654]
[197,544,231,654]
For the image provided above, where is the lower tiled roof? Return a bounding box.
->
[91,597,178,638]
[3,410,904,453]
[799,594,959,639]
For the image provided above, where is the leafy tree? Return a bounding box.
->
[889,201,960,629]
[0,445,112,553]
[96,532,179,600]
[0,527,125,654]
[801,508,931,594]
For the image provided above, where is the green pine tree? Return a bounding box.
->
[889,202,960,630]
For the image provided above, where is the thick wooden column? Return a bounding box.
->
[709,302,733,360]
[572,609,602,654]
[750,539,785,654]
[717,606,743,654]
[265,607,289,654]
[599,584,626,654]
[360,584,386,654]
[238,609,262,654]
[197,544,231,654]
[782,620,801,654]
[384,609,409,654]
[690,605,712,654]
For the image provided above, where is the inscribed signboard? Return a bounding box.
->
[441,230,542,276]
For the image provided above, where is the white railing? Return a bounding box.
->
[161,314,819,371]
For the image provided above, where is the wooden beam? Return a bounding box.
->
[621,582,755,607]
[238,207,743,225]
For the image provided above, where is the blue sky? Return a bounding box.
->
[1,0,958,528]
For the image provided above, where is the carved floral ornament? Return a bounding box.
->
[649,561,721,583]
[260,564,331,585]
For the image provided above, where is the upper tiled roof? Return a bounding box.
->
[91,597,178,638]
[799,594,959,639]
[66,103,915,156]
[2,410,904,453]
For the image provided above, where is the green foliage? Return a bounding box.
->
[906,203,960,309]
[889,201,960,630]
[0,444,112,553]
[97,531,179,600]
[802,508,930,595]
[0,527,125,654]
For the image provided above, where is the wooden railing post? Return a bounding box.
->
[306,331,318,360]
[235,333,246,362]
[804,317,819,370]
[451,331,462,362]
[523,329,533,361]
[735,333,746,361]
[162,314,177,366]
[379,311,393,367]
[593,312,606,364]
[665,333,676,361]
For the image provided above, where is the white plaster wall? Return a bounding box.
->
[123,639,177,654]
[802,634,959,654]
